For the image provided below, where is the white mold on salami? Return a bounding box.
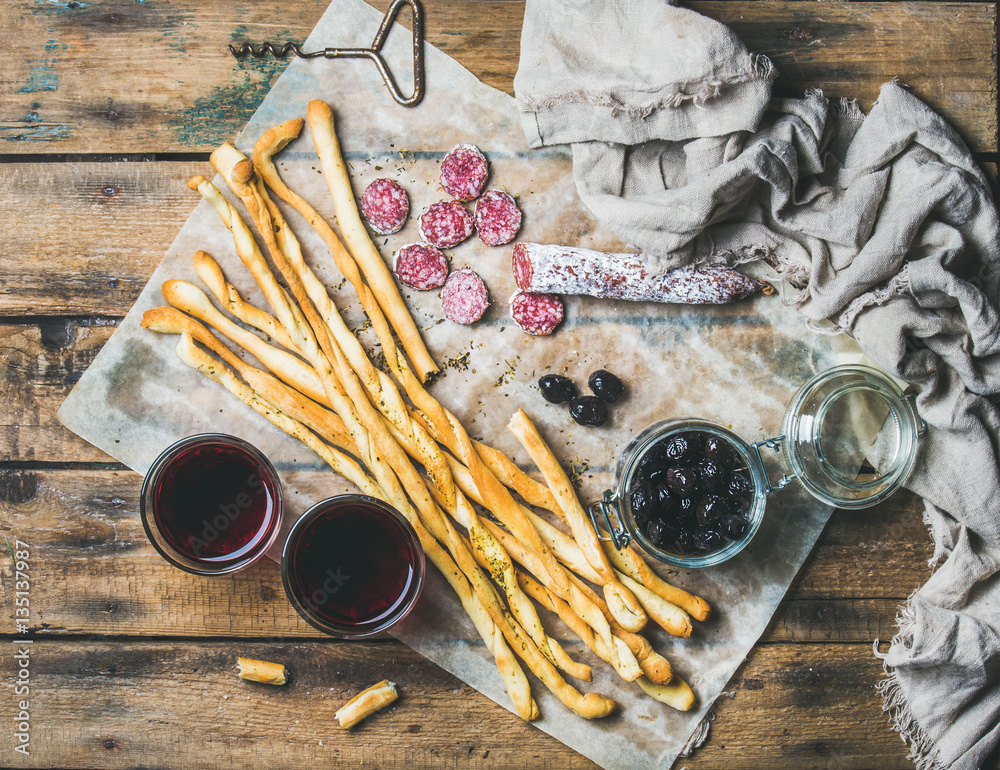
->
[419,200,475,249]
[475,189,522,246]
[393,243,449,291]
[512,242,767,304]
[440,144,489,201]
[441,268,489,325]
[509,291,564,336]
[360,177,409,235]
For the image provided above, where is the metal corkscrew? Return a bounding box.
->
[229,0,425,107]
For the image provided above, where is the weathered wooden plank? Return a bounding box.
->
[0,162,201,316]
[691,643,908,768]
[0,639,907,769]
[0,468,931,639]
[700,1,998,155]
[3,154,998,317]
[0,321,118,463]
[792,489,936,601]
[0,1,994,153]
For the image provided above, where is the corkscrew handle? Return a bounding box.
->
[229,0,425,107]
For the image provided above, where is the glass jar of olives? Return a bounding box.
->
[589,364,924,569]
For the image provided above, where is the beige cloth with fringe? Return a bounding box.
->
[515,1,1000,767]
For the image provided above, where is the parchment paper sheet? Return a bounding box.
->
[58,1,865,766]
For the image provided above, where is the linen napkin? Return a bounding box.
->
[515,1,1000,767]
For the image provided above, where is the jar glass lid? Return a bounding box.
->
[781,364,921,509]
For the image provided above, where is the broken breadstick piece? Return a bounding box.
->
[335,679,399,728]
[237,657,288,685]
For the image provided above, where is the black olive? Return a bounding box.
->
[662,435,692,463]
[587,369,625,403]
[697,460,724,491]
[677,529,699,553]
[704,435,735,466]
[636,449,667,481]
[681,432,706,462]
[719,513,751,540]
[665,466,697,497]
[695,494,728,525]
[629,480,655,521]
[569,396,608,426]
[693,526,725,551]
[538,374,576,404]
[653,482,674,514]
[727,471,754,503]
[646,519,666,547]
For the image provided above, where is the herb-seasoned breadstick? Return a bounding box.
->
[508,409,647,634]
[255,114,437,383]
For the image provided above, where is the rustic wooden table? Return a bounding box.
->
[0,0,996,767]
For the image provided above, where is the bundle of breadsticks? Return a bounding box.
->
[142,99,711,721]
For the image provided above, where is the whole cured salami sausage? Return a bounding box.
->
[440,268,489,324]
[419,200,475,249]
[440,144,489,201]
[360,178,409,235]
[509,291,564,336]
[393,243,449,290]
[475,189,522,246]
[512,242,767,304]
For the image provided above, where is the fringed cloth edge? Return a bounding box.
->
[874,602,947,770]
[518,54,775,118]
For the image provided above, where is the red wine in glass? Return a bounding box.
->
[282,495,425,637]
[140,434,282,575]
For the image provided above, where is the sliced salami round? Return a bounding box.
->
[441,268,489,325]
[474,189,522,246]
[393,243,449,290]
[419,200,474,249]
[509,291,564,336]
[440,144,488,201]
[360,177,409,235]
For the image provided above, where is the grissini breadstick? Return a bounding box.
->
[637,676,696,712]
[142,306,356,455]
[559,571,675,685]
[434,483,592,682]
[601,539,711,622]
[213,143,455,511]
[407,408,559,512]
[335,680,398,728]
[262,111,570,601]
[483,519,643,682]
[192,250,299,353]
[613,572,693,640]
[175,334,377,496]
[429,505,616,719]
[492,514,673,685]
[508,409,646,634]
[187,175,316,360]
[160,279,328,405]
[266,122,574,630]
[256,113,438,383]
[517,570,671,683]
[517,571,672,686]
